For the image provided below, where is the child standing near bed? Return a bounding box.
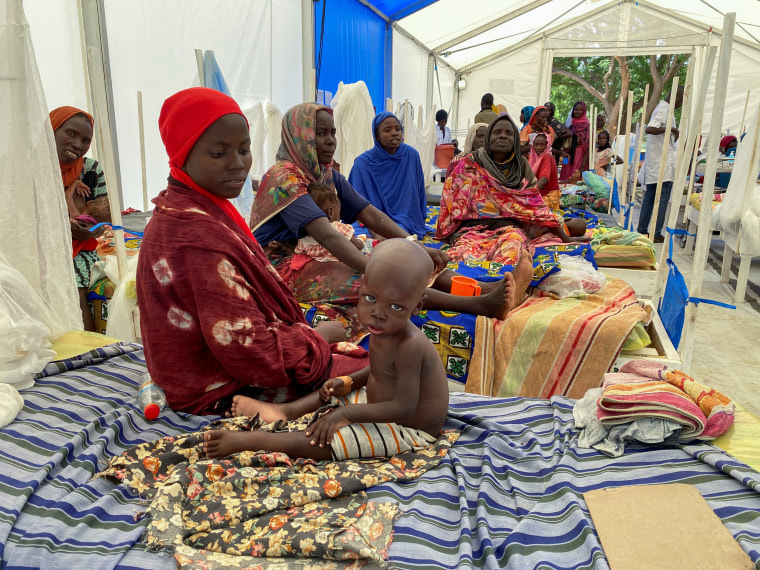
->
[293,182,365,261]
[204,238,449,460]
[594,130,623,177]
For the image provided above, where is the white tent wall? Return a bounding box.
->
[103,0,302,210]
[431,59,455,118]
[702,42,760,136]
[24,1,88,113]
[391,28,427,113]
[456,42,543,130]
[25,0,303,212]
[391,29,456,125]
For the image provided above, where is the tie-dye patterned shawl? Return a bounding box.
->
[250,103,334,230]
[137,182,333,414]
[436,153,559,240]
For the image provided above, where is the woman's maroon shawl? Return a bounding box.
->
[137,182,335,414]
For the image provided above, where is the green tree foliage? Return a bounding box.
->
[550,54,689,135]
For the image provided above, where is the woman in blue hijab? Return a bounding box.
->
[519,105,536,132]
[348,112,428,237]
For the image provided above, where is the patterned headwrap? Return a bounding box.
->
[250,103,334,230]
[49,106,94,188]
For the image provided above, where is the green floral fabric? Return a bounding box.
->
[98,413,459,569]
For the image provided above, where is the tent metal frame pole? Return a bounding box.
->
[426,54,434,116]
[302,0,314,103]
[195,49,205,87]
[617,92,633,224]
[646,77,680,239]
[629,84,649,230]
[739,90,751,135]
[652,52,707,307]
[137,91,148,212]
[79,0,123,209]
[680,13,736,371]
[76,0,96,159]
[87,46,129,336]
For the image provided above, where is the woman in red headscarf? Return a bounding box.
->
[50,106,108,331]
[136,87,368,416]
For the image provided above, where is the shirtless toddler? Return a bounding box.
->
[204,238,449,460]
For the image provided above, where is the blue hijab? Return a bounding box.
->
[348,112,428,237]
[520,105,535,130]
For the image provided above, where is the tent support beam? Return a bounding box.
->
[680,13,735,371]
[432,0,551,54]
[301,0,314,102]
[79,0,123,208]
[460,0,615,73]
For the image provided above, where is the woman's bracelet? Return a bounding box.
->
[404,235,418,242]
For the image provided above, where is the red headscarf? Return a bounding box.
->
[158,87,253,239]
[719,135,737,154]
[49,106,94,189]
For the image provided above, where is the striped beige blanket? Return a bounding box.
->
[466,278,647,399]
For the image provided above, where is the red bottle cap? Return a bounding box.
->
[144,403,160,420]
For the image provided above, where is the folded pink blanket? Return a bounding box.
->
[597,360,734,440]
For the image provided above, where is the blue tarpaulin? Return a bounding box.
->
[314,0,388,110]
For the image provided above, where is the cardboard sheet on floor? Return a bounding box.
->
[584,483,753,570]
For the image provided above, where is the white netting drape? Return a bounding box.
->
[0,0,81,336]
[331,81,375,178]
[399,105,437,182]
[711,109,760,256]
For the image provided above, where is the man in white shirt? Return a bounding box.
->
[636,87,684,243]
[436,109,452,145]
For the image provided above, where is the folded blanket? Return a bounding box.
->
[467,278,647,399]
[597,360,735,440]
[591,228,655,252]
[98,413,459,568]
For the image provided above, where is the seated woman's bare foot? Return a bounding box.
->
[474,273,516,320]
[231,395,288,423]
[204,430,260,459]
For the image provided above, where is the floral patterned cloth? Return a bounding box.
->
[98,414,459,569]
[250,103,335,231]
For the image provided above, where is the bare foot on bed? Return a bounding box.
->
[474,273,516,320]
[231,395,288,423]
[204,430,259,459]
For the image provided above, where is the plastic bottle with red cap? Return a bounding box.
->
[138,372,166,420]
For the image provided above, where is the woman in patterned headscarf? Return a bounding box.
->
[251,104,519,336]
[437,114,561,269]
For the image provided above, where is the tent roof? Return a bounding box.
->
[387,0,760,69]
